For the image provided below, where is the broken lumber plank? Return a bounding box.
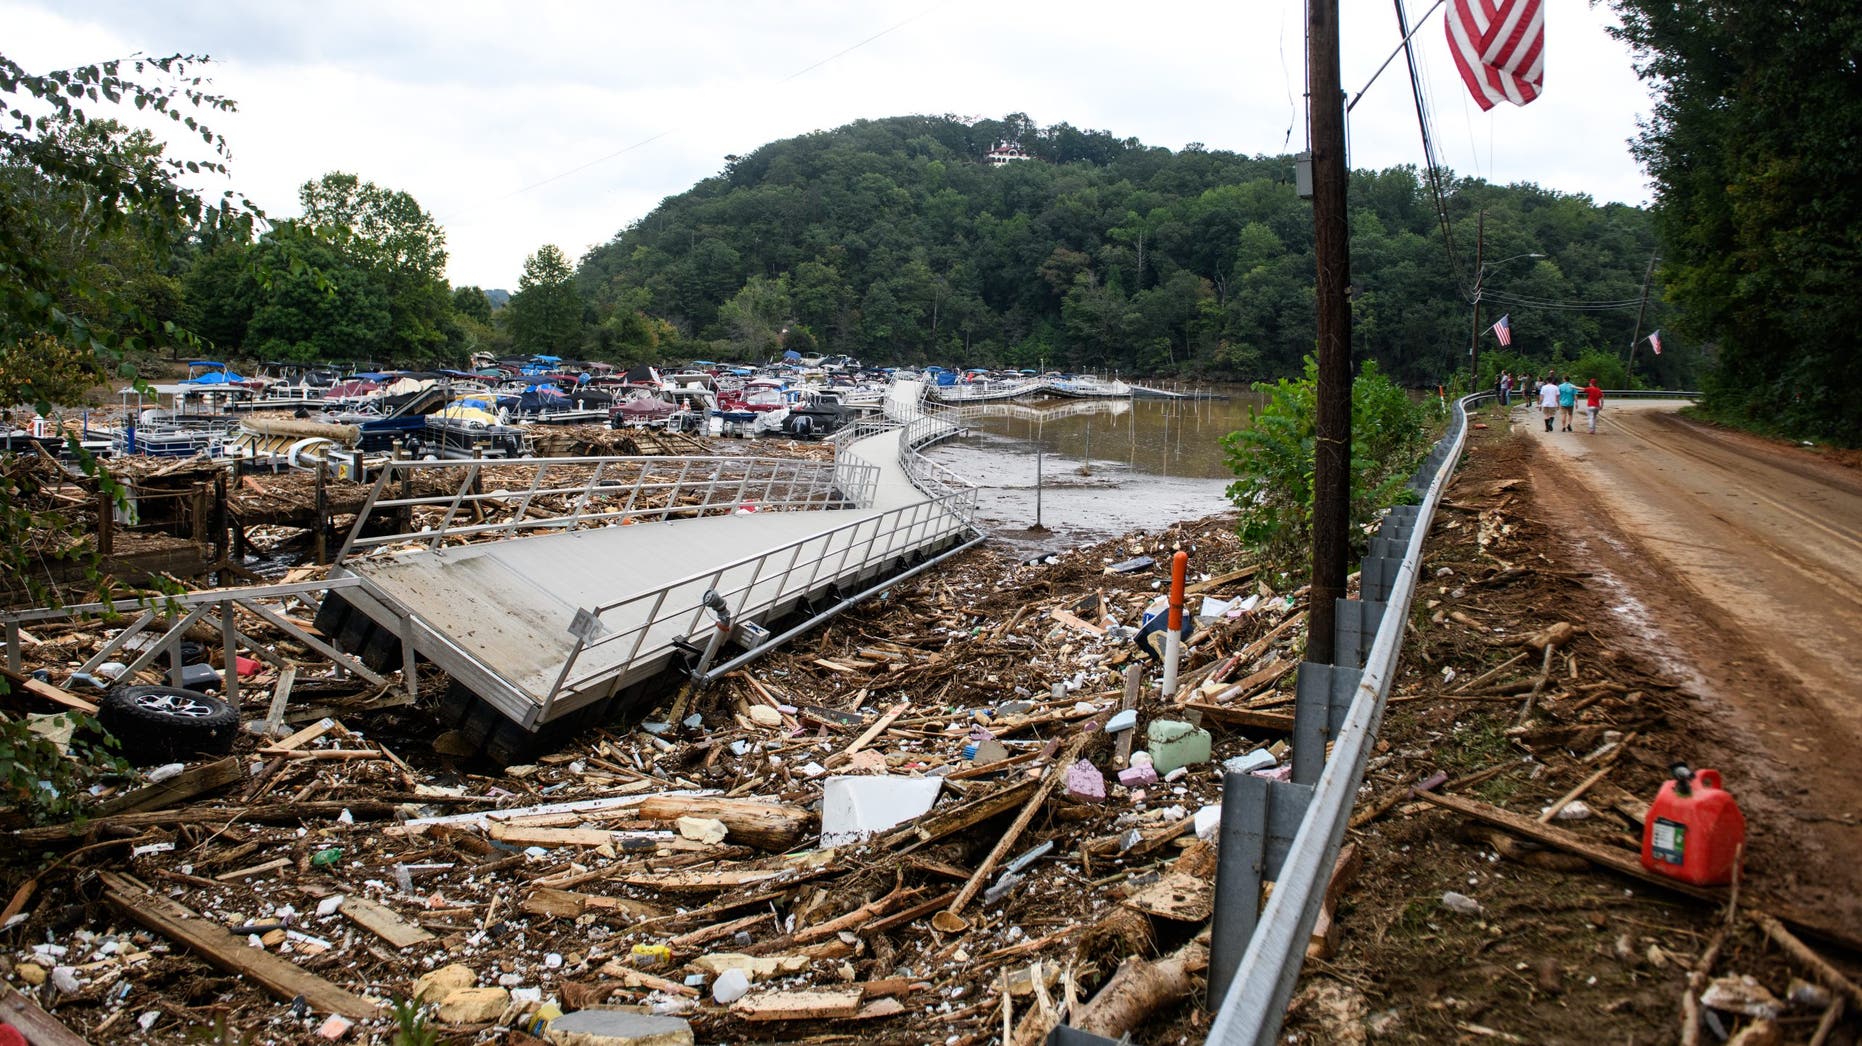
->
[340,896,435,949]
[1121,872,1213,922]
[215,857,290,881]
[732,988,863,1021]
[0,983,89,1046]
[100,871,379,1018]
[635,796,812,851]
[1416,790,1862,953]
[595,961,698,997]
[94,756,243,816]
[947,734,1090,919]
[1182,702,1295,733]
[885,778,1039,848]
[266,716,342,752]
[1048,608,1106,636]
[261,665,296,738]
[0,665,98,715]
[1185,564,1260,595]
[823,700,910,769]
[487,824,621,848]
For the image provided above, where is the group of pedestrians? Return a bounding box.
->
[1518,371,1604,433]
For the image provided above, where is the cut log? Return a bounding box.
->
[1072,938,1210,1039]
[100,871,379,1018]
[634,796,812,851]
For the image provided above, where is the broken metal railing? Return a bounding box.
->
[1,577,393,707]
[334,454,880,564]
[540,487,979,718]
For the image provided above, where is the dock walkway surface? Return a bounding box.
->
[326,381,978,731]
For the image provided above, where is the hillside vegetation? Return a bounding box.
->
[577,113,1679,386]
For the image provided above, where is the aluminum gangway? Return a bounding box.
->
[315,381,982,755]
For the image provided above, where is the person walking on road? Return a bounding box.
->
[1584,378,1605,433]
[1539,373,1559,432]
[1556,377,1580,432]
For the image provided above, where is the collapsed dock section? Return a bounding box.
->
[315,381,984,758]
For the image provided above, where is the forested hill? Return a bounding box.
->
[576,113,1675,385]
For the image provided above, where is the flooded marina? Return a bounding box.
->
[920,385,1264,550]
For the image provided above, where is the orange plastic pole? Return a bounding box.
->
[1163,551,1188,696]
[1169,551,1188,630]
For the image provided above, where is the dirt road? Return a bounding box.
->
[1522,398,1862,925]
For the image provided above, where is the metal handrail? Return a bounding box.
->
[1206,391,1482,1045]
[334,455,879,564]
[536,381,984,712]
[542,486,978,708]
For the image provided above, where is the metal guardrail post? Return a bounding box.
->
[1207,772,1315,1007]
[1291,663,1362,785]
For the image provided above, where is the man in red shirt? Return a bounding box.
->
[1584,378,1605,433]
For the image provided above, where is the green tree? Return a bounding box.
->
[506,244,582,355]
[1610,0,1861,444]
[298,171,454,363]
[452,285,493,323]
[716,274,793,359]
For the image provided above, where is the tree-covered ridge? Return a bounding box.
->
[578,113,1679,386]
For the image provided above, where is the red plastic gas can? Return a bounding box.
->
[1640,765,1745,886]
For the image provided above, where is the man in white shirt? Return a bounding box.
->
[1538,375,1559,432]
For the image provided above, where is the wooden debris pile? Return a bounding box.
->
[1293,425,1862,1044]
[0,517,1341,1043]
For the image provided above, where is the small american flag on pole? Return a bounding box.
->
[1490,314,1513,347]
[1649,330,1663,355]
[1446,0,1545,111]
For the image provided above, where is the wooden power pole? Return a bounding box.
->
[1308,0,1352,666]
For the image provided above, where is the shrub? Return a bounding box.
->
[1222,357,1433,571]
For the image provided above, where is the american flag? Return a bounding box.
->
[1490,314,1513,347]
[1649,330,1663,356]
[1446,0,1545,112]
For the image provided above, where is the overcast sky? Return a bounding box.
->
[3,0,1654,290]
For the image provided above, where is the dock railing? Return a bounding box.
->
[539,486,979,717]
[536,381,985,718]
[333,454,879,564]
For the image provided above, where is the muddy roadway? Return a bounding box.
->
[1520,397,1862,927]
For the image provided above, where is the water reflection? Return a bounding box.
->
[921,385,1265,550]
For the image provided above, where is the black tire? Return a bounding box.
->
[98,685,239,765]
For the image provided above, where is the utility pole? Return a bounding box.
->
[1307,0,1351,667]
[1468,210,1485,386]
[1625,251,1658,382]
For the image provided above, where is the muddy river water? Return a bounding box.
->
[919,386,1264,552]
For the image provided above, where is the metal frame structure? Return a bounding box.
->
[2,577,389,703]
[323,381,986,733]
[334,454,880,564]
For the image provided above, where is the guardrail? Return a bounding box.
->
[333,454,879,564]
[1199,388,1703,1041]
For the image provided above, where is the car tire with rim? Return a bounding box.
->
[98,685,239,764]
